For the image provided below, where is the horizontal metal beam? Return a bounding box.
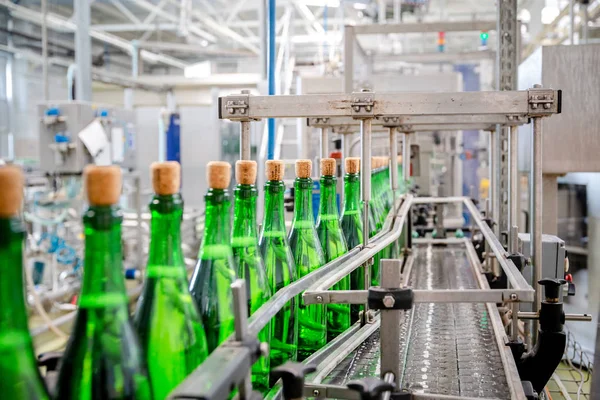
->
[137,41,254,56]
[351,20,497,35]
[374,50,496,63]
[90,23,178,32]
[308,115,527,128]
[220,90,560,120]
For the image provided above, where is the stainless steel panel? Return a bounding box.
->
[542,44,600,173]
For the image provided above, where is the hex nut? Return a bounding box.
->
[383,295,395,308]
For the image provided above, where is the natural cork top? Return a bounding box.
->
[345,157,360,174]
[151,161,180,195]
[236,160,257,185]
[295,159,312,178]
[0,165,24,217]
[265,160,284,181]
[371,157,379,170]
[207,161,231,189]
[320,158,336,177]
[85,165,122,206]
[397,155,403,164]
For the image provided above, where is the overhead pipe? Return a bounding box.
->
[267,0,276,160]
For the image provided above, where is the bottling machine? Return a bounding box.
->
[165,87,592,400]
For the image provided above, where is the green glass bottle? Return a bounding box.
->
[0,166,50,400]
[56,166,151,400]
[134,162,208,399]
[259,160,297,370]
[231,161,271,392]
[190,161,237,353]
[339,158,364,322]
[288,160,327,360]
[316,159,350,341]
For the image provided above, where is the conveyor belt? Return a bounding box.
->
[323,243,511,399]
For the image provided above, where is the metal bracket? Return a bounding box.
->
[307,117,330,127]
[220,93,253,121]
[351,91,375,118]
[380,116,401,127]
[528,88,561,116]
[368,287,414,310]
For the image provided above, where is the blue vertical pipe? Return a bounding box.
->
[267,0,276,160]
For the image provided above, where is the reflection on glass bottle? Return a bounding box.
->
[189,161,237,353]
[316,158,349,341]
[339,158,364,322]
[56,166,151,399]
[289,160,327,360]
[0,166,50,400]
[259,160,298,370]
[232,160,271,392]
[134,162,208,399]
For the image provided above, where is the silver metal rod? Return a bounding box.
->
[518,312,593,322]
[531,116,543,317]
[231,279,252,399]
[380,260,403,388]
[389,127,398,192]
[344,25,354,93]
[509,225,519,254]
[321,127,329,159]
[361,119,372,248]
[381,372,395,400]
[511,302,519,341]
[402,132,410,183]
[509,126,519,238]
[74,0,92,101]
[490,129,499,235]
[240,121,251,160]
[582,2,589,44]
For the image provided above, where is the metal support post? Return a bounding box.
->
[74,0,92,101]
[389,127,398,194]
[321,127,329,159]
[343,25,354,93]
[361,118,372,319]
[231,279,253,399]
[531,115,543,322]
[510,225,519,341]
[509,125,519,243]
[241,121,251,160]
[489,129,498,231]
[379,259,403,388]
[569,0,576,44]
[41,0,48,101]
[402,132,411,184]
[582,1,589,44]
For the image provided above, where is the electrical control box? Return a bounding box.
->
[38,101,137,173]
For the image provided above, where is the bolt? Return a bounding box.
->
[240,108,246,114]
[544,103,551,109]
[313,390,320,397]
[316,295,323,303]
[531,104,538,109]
[383,295,395,308]
[354,97,360,102]
[510,293,518,301]
[228,108,235,114]
[353,105,361,112]
[365,105,372,112]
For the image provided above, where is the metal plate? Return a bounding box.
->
[323,243,511,399]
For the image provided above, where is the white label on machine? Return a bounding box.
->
[78,119,111,165]
[111,126,125,163]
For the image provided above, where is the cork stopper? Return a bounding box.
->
[0,165,24,217]
[320,158,336,177]
[151,161,180,195]
[295,159,312,179]
[206,161,231,189]
[371,157,379,170]
[236,160,257,185]
[397,155,402,164]
[345,157,360,174]
[265,160,285,181]
[382,156,390,167]
[85,165,122,206]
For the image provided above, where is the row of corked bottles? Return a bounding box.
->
[0,154,397,400]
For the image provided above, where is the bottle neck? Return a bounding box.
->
[293,178,314,224]
[201,189,231,251]
[343,173,361,214]
[319,176,338,219]
[261,180,287,234]
[0,218,29,337]
[147,194,185,274]
[232,184,259,246]
[80,206,127,308]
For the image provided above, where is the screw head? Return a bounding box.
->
[543,103,551,109]
[354,97,360,102]
[383,295,395,308]
[531,104,538,109]
[228,108,235,114]
[316,295,323,303]
[313,389,320,397]
[353,105,361,112]
[365,105,372,112]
